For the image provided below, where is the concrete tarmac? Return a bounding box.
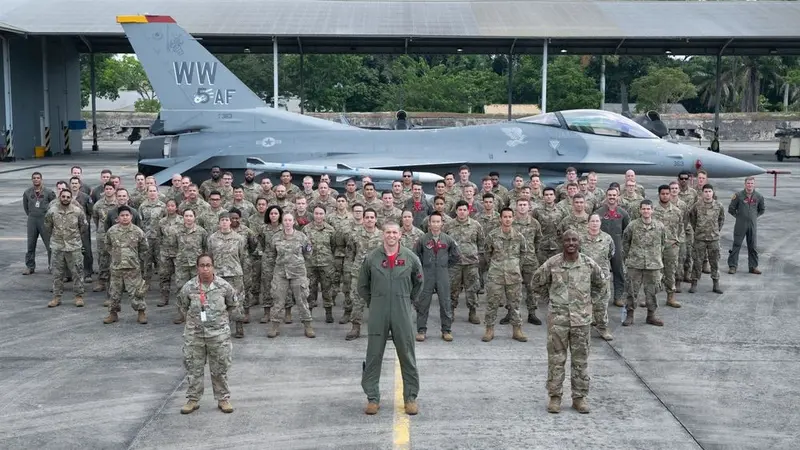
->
[0,140,798,449]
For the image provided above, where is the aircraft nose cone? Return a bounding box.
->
[694,151,765,178]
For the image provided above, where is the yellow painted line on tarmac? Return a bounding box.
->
[393,354,411,450]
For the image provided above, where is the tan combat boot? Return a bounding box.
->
[304,322,316,338]
[596,326,614,341]
[468,308,480,324]
[572,397,590,414]
[74,296,84,307]
[218,399,234,413]
[512,325,528,342]
[666,292,681,308]
[267,321,280,338]
[284,307,293,324]
[92,282,106,292]
[749,267,762,275]
[48,296,61,308]
[260,307,271,323]
[404,400,419,415]
[345,323,361,341]
[613,298,625,307]
[415,332,426,342]
[103,311,119,324]
[622,308,634,326]
[712,280,723,294]
[645,310,664,327]
[325,307,334,323]
[441,332,453,342]
[547,396,561,413]
[364,402,380,415]
[339,309,351,324]
[137,310,148,324]
[173,311,185,324]
[242,307,250,324]
[180,400,199,414]
[688,281,698,293]
[481,326,494,342]
[728,266,736,274]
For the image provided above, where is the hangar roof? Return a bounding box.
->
[2,0,800,55]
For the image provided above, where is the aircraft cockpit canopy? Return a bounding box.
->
[519,109,658,139]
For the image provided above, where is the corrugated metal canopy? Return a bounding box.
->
[2,0,800,55]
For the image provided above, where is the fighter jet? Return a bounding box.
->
[118,15,765,187]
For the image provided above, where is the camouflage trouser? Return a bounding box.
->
[332,256,345,299]
[679,241,692,279]
[183,334,232,401]
[221,275,246,321]
[308,264,336,309]
[52,249,85,297]
[259,258,275,308]
[626,268,661,312]
[484,280,522,326]
[247,256,261,308]
[478,254,488,289]
[175,265,196,293]
[145,239,159,281]
[270,275,311,323]
[97,232,110,282]
[547,324,591,399]
[662,244,679,292]
[159,254,176,296]
[449,264,479,310]
[595,271,611,328]
[521,264,539,312]
[341,268,353,311]
[108,268,147,312]
[692,240,720,281]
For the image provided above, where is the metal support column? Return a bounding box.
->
[507,54,513,121]
[541,39,548,113]
[273,38,279,109]
[41,38,51,156]
[713,53,722,137]
[600,56,606,110]
[1,35,14,160]
[90,51,98,151]
[298,38,304,115]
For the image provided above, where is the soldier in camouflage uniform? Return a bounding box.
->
[230,186,256,220]
[311,181,338,213]
[327,197,355,311]
[155,199,182,306]
[103,206,149,325]
[622,200,667,327]
[165,174,186,206]
[292,196,313,229]
[399,210,425,249]
[260,178,276,204]
[476,193,500,293]
[653,185,684,308]
[299,176,316,204]
[555,167,579,202]
[620,180,644,221]
[265,213,316,338]
[376,191,402,227]
[403,183,433,227]
[343,179,365,207]
[208,213,248,338]
[218,172,234,206]
[203,191,228,232]
[506,198,544,326]
[344,209,384,340]
[129,173,147,209]
[177,254,238,415]
[443,200,485,324]
[274,170,301,202]
[303,206,337,323]
[624,170,647,198]
[669,181,693,290]
[489,171,510,209]
[45,189,88,307]
[482,208,528,342]
[391,181,410,210]
[199,166,223,201]
[259,206,285,323]
[688,184,725,294]
[533,187,564,266]
[172,209,209,324]
[580,214,615,340]
[179,184,212,217]
[557,194,590,240]
[91,182,118,292]
[241,169,263,204]
[229,207,261,321]
[534,230,607,414]
[556,183,579,216]
[420,196,454,232]
[434,180,456,215]
[138,185,167,285]
[69,177,93,281]
[272,184,295,215]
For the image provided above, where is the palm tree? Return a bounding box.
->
[693,56,784,112]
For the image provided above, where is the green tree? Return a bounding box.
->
[79,54,124,108]
[134,98,161,112]
[215,54,274,101]
[545,57,602,111]
[631,67,697,113]
[115,55,156,100]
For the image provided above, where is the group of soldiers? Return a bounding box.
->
[24,162,765,414]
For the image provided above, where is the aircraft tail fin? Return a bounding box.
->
[118,15,265,111]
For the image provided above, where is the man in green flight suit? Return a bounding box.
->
[357,221,424,416]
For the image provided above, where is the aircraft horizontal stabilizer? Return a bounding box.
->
[246,159,443,183]
[152,150,225,185]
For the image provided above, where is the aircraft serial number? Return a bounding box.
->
[673,160,684,166]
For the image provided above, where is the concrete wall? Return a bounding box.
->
[80,111,800,142]
[0,35,81,160]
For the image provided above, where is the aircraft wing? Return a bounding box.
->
[149,149,225,185]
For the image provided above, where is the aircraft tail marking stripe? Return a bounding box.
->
[116,15,175,24]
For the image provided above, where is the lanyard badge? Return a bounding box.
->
[199,285,208,322]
